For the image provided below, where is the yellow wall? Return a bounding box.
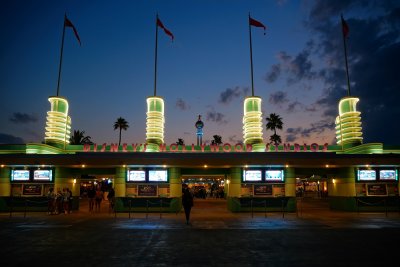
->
[0,167,10,196]
[228,167,241,197]
[328,168,356,196]
[114,167,126,197]
[285,167,296,197]
[169,167,182,197]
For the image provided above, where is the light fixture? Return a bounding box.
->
[325,164,329,168]
[1,164,4,168]
[204,164,208,168]
[81,164,85,168]
[73,179,76,184]
[122,165,126,168]
[285,164,289,168]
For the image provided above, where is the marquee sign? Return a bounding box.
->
[82,143,329,153]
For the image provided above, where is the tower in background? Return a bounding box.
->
[195,115,204,146]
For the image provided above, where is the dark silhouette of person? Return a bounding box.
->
[182,185,194,225]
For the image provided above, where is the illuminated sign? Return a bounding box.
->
[358,170,376,181]
[82,142,329,153]
[149,170,168,182]
[33,170,53,181]
[265,170,284,182]
[379,170,397,181]
[243,170,262,182]
[11,170,30,181]
[127,170,146,182]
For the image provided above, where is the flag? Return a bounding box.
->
[157,18,174,41]
[64,15,81,45]
[341,15,349,38]
[249,16,266,34]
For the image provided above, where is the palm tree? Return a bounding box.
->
[69,130,93,145]
[266,113,283,145]
[113,117,129,146]
[176,138,185,145]
[211,135,223,145]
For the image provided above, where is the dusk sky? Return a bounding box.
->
[1,0,399,146]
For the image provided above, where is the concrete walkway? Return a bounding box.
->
[1,198,400,266]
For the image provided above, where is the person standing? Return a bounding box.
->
[182,184,194,225]
[63,188,71,214]
[87,186,96,212]
[47,188,56,215]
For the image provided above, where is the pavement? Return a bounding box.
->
[1,197,400,267]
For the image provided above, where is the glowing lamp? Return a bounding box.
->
[243,96,264,151]
[335,97,363,146]
[146,96,165,151]
[45,97,71,146]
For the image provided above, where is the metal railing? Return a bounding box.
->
[234,198,289,218]
[8,197,48,218]
[356,198,388,217]
[115,198,171,220]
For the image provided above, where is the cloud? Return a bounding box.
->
[269,91,289,106]
[205,110,228,125]
[0,133,25,144]
[266,42,317,86]
[286,101,303,113]
[265,64,281,83]
[285,119,335,143]
[218,86,249,104]
[9,112,38,124]
[228,135,243,144]
[175,98,190,110]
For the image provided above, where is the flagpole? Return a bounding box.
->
[248,13,255,97]
[56,14,67,97]
[341,14,351,96]
[154,14,159,96]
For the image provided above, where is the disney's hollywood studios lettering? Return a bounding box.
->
[83,143,329,153]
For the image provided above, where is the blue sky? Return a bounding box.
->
[1,0,399,146]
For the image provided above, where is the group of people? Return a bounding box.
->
[87,186,115,212]
[47,187,73,215]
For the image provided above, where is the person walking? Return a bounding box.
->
[182,184,194,225]
[107,187,115,213]
[95,187,103,212]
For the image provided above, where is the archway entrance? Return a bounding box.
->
[181,175,228,214]
[182,175,226,199]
